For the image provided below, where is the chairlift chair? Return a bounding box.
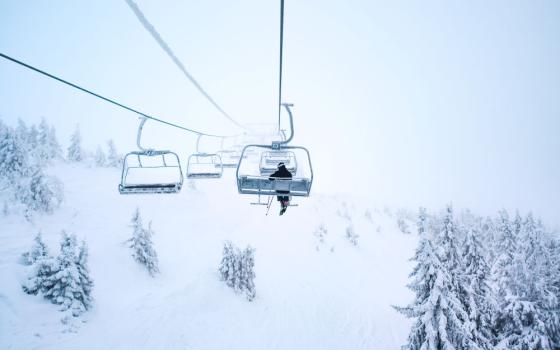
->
[119,118,184,194]
[186,135,223,179]
[236,104,313,198]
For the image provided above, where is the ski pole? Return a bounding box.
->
[265,196,273,216]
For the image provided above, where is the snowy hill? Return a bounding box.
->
[0,162,416,349]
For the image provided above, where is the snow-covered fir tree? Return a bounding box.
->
[67,124,82,162]
[106,139,122,167]
[94,146,106,167]
[21,231,49,266]
[461,226,494,349]
[417,207,428,237]
[48,125,62,160]
[345,224,359,246]
[129,208,159,276]
[16,168,64,215]
[218,241,256,301]
[37,117,61,163]
[240,246,256,301]
[22,255,57,296]
[435,205,462,273]
[543,238,560,348]
[219,241,238,289]
[0,123,32,182]
[395,219,475,349]
[75,240,94,313]
[42,232,93,316]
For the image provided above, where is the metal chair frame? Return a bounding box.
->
[119,118,184,194]
[186,134,224,179]
[236,104,313,198]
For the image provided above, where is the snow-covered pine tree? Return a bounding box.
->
[21,232,54,295]
[461,226,494,349]
[417,207,427,232]
[395,224,475,349]
[240,246,256,301]
[67,124,82,162]
[43,232,92,316]
[106,139,122,167]
[21,231,49,266]
[493,212,552,349]
[48,125,62,160]
[15,118,29,143]
[543,238,560,347]
[345,224,359,246]
[436,205,462,273]
[37,117,50,163]
[75,240,94,313]
[480,216,497,266]
[37,117,61,163]
[94,146,106,167]
[129,208,159,276]
[22,255,57,296]
[0,124,32,182]
[218,241,256,300]
[27,124,40,164]
[219,241,238,289]
[16,168,64,215]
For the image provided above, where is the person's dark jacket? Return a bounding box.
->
[269,164,292,195]
[269,164,293,180]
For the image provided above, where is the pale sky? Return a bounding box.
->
[1,1,559,226]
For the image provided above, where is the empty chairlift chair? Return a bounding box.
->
[236,104,313,198]
[186,135,223,179]
[119,118,184,194]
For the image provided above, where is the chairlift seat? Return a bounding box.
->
[119,183,181,194]
[237,175,311,197]
[119,150,183,195]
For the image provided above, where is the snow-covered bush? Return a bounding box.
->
[219,241,256,301]
[128,208,159,276]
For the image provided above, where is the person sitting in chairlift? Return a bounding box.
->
[269,162,292,215]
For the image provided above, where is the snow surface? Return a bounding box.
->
[0,162,416,349]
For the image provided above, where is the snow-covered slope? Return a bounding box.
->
[0,163,416,349]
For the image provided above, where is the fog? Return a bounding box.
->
[1,0,559,226]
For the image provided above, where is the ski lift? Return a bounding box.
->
[236,104,313,198]
[186,134,223,179]
[119,118,184,194]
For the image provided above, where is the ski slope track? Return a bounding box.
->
[0,163,416,349]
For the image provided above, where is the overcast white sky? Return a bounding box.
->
[1,1,559,226]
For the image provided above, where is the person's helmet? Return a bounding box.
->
[277,162,285,168]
